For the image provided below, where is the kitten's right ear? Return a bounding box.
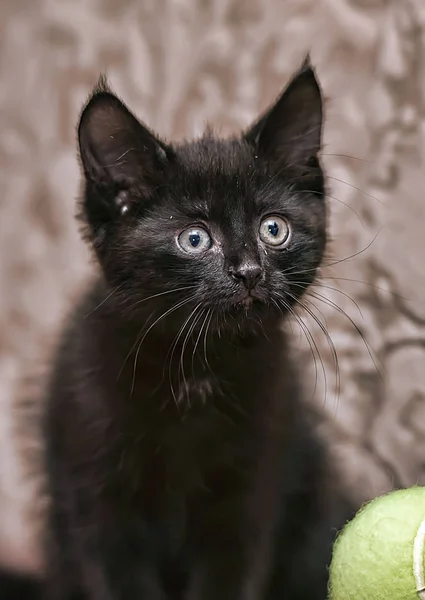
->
[78,77,171,191]
[245,59,323,174]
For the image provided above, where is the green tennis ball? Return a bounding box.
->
[329,487,425,600]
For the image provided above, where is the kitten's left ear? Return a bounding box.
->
[245,59,323,172]
[78,77,171,191]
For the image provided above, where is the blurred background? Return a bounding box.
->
[1,0,425,578]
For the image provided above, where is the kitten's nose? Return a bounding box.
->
[229,262,263,290]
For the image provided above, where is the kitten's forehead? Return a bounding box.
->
[177,137,257,181]
[172,136,265,219]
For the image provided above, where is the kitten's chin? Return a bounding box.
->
[218,291,279,328]
[232,289,266,308]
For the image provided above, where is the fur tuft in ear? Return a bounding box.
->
[78,77,172,190]
[245,60,323,174]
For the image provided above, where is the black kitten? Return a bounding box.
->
[42,61,351,600]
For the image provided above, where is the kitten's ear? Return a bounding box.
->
[245,59,323,173]
[78,77,170,190]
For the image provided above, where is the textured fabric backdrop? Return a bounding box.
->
[1,0,425,574]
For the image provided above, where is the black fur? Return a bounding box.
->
[0,568,41,600]
[35,60,352,600]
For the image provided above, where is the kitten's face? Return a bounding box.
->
[78,63,326,332]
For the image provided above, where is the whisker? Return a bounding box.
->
[296,281,364,320]
[321,152,371,163]
[84,283,125,318]
[203,309,214,375]
[126,296,194,393]
[326,175,386,206]
[325,231,383,268]
[284,232,382,284]
[304,289,383,381]
[285,263,410,303]
[168,303,203,408]
[274,295,323,402]
[288,292,341,408]
[303,296,329,327]
[190,307,207,380]
[116,312,155,383]
[292,189,365,227]
[125,285,196,313]
[180,306,211,401]
[319,276,410,302]
[116,286,197,383]
[154,306,205,406]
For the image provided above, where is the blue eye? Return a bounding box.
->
[178,227,212,254]
[259,216,291,247]
[189,232,201,247]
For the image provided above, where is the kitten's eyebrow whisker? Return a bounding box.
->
[321,152,371,164]
[275,124,322,146]
[293,189,365,227]
[259,144,368,181]
[326,175,386,206]
[283,231,381,283]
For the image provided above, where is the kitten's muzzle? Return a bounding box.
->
[228,262,263,290]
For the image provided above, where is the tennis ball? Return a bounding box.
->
[329,487,425,600]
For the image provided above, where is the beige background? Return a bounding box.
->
[1,0,425,575]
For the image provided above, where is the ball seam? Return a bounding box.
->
[413,515,425,599]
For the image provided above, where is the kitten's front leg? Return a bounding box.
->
[47,515,166,600]
[81,540,165,600]
[186,543,271,600]
[46,473,166,600]
[186,553,251,600]
[185,497,272,600]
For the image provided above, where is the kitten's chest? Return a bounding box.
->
[121,372,255,507]
[158,375,248,473]
[110,336,286,512]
